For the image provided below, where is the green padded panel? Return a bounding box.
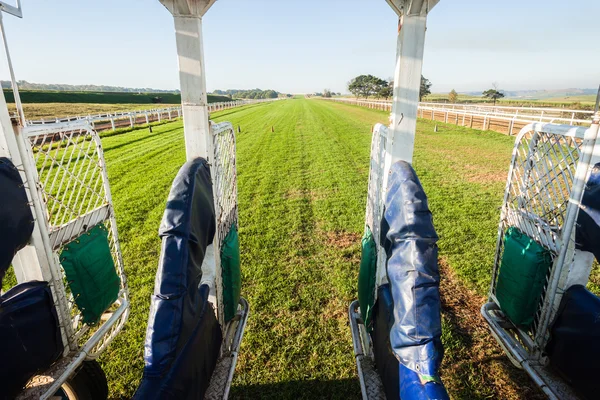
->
[358,226,377,329]
[60,223,120,325]
[221,224,241,323]
[496,227,553,328]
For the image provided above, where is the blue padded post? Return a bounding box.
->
[576,162,600,262]
[379,160,448,400]
[0,157,34,285]
[134,158,222,399]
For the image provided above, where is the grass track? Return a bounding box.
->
[97,98,547,398]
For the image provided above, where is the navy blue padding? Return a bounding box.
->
[547,285,600,400]
[134,285,222,400]
[0,281,63,399]
[372,284,400,400]
[135,158,221,399]
[576,162,600,261]
[0,157,33,285]
[378,160,448,399]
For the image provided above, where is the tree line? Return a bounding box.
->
[445,83,505,105]
[212,89,280,99]
[0,80,179,93]
[347,74,432,100]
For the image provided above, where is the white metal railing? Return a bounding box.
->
[321,98,594,129]
[18,98,280,133]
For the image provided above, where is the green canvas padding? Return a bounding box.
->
[496,227,553,328]
[221,224,241,323]
[60,223,120,325]
[358,226,377,329]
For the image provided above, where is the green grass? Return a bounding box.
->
[3,98,548,398]
[95,98,538,399]
[3,90,231,104]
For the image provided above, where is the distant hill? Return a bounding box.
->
[1,80,179,93]
[462,88,598,100]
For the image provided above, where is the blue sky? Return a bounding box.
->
[0,0,598,94]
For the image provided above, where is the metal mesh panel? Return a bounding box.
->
[490,123,590,346]
[365,124,387,247]
[211,122,238,246]
[210,122,238,325]
[22,121,128,356]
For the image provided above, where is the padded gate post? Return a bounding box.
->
[380,160,448,399]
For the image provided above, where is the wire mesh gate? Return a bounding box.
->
[482,122,599,400]
[15,121,129,399]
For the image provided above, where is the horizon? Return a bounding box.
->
[0,0,598,94]
[3,80,598,97]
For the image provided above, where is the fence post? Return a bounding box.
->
[145,113,149,124]
[129,115,134,127]
[111,118,115,131]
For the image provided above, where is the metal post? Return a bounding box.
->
[0,11,25,127]
[160,0,216,161]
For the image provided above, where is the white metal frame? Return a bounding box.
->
[350,2,439,399]
[160,2,250,398]
[8,120,131,399]
[482,114,600,400]
[0,4,130,397]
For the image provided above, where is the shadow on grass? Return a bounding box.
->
[439,262,547,400]
[102,126,182,153]
[212,103,269,121]
[230,378,361,400]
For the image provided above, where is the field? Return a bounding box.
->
[425,93,596,108]
[88,98,558,399]
[6,103,176,120]
[3,89,232,105]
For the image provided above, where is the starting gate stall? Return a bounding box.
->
[133,1,249,399]
[349,1,450,399]
[482,105,600,399]
[0,2,129,399]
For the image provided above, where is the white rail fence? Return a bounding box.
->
[322,98,594,136]
[21,98,279,133]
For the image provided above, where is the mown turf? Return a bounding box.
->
[90,98,542,398]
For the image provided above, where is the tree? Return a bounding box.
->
[449,89,458,103]
[348,75,386,99]
[420,76,432,101]
[323,89,333,98]
[482,83,505,105]
[378,81,393,100]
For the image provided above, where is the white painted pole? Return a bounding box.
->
[173,14,211,160]
[385,13,427,171]
[383,0,438,192]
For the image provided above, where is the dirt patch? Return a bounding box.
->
[324,231,361,250]
[462,163,507,184]
[438,259,546,399]
[285,188,331,201]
